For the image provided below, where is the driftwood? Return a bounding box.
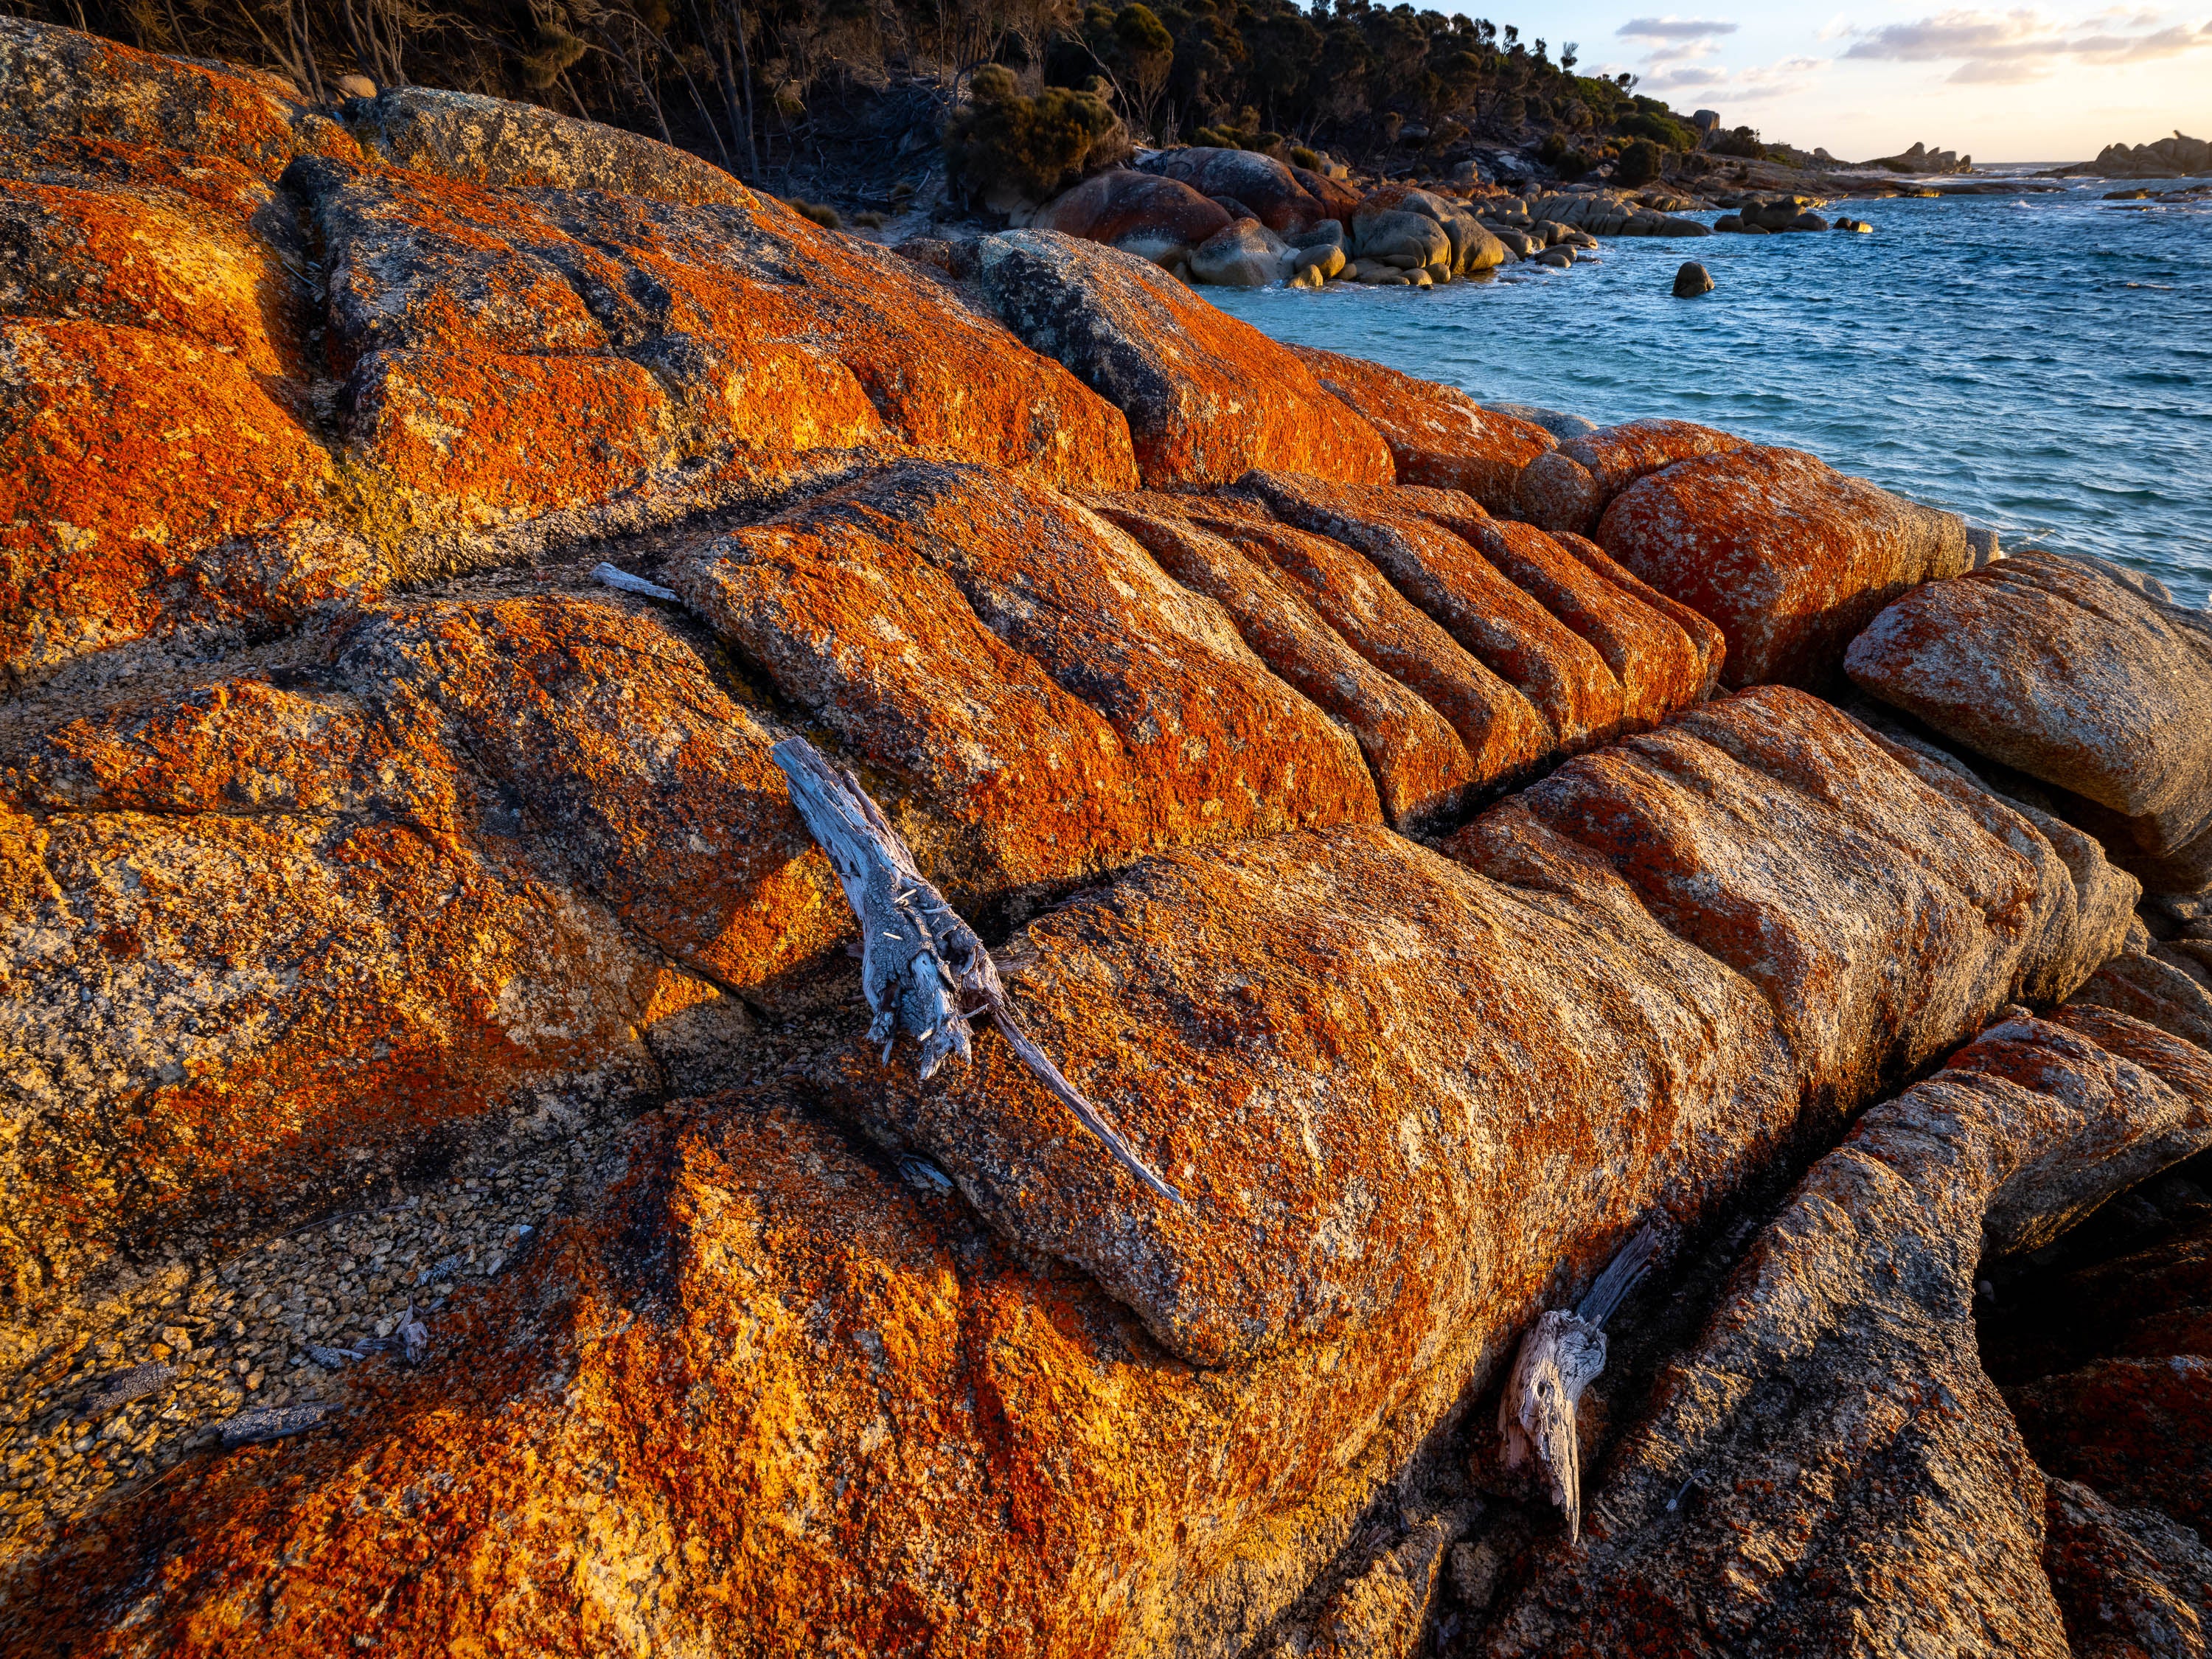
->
[591,561,678,601]
[770,737,1182,1205]
[76,1362,174,1419]
[217,1401,334,1450]
[1498,1225,1662,1543]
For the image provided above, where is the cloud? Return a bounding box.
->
[1616,16,1742,41]
[1838,8,2212,85]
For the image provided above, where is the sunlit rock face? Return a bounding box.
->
[4,19,2208,1659]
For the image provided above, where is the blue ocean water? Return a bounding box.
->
[1206,178,2212,605]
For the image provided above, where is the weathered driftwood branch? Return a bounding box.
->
[770,737,1182,1206]
[592,561,678,601]
[1499,1224,1662,1543]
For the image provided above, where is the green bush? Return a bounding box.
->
[1613,110,1697,152]
[945,64,1130,203]
[1290,145,1322,170]
[1708,125,1764,159]
[1615,138,1666,187]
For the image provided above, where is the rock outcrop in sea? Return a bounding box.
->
[3,19,2210,1657]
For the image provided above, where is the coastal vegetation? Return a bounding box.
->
[9,0,1721,195]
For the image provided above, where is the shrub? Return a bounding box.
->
[1613,110,1697,152]
[1290,145,1322,170]
[785,198,842,229]
[1615,138,1666,187]
[945,64,1130,204]
[852,209,888,228]
[1709,124,1764,159]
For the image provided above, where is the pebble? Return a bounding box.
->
[0,1127,630,1557]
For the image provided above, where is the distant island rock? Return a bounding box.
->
[2067,131,2211,179]
[1859,141,1972,175]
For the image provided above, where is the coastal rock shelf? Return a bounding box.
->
[4,19,2211,1658]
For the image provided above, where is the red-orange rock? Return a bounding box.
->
[1515,417,1748,537]
[1552,530,1729,693]
[1290,346,1557,514]
[669,462,1379,900]
[1444,687,2136,1116]
[1596,444,1972,688]
[1846,549,2212,894]
[2040,1477,2212,1659]
[1139,145,1329,233]
[1032,167,1234,265]
[1400,493,1719,731]
[1239,472,1626,750]
[0,319,359,685]
[293,156,1138,517]
[0,16,348,175]
[0,591,837,1309]
[1096,496,1480,831]
[970,229,1395,487]
[2010,1356,2212,1534]
[10,681,2133,1652]
[1204,510,1554,791]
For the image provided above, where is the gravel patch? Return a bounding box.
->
[0,1125,631,1558]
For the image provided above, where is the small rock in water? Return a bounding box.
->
[1672,262,1715,299]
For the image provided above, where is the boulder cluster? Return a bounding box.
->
[1711,194,1869,234]
[1029,150,1710,290]
[2076,131,2212,180]
[3,18,2211,1658]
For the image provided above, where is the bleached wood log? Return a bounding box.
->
[592,562,678,601]
[770,738,1183,1205]
[1498,1224,1660,1543]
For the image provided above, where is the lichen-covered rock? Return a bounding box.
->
[1096,497,1480,831]
[1845,549,2212,894]
[341,83,753,205]
[2010,1356,2212,1535]
[1515,418,1748,538]
[669,462,1379,902]
[1597,444,1972,688]
[0,591,837,1310]
[8,667,2135,1652]
[1394,493,1722,731]
[0,318,363,685]
[970,229,1394,487]
[0,15,349,174]
[0,24,1139,686]
[291,153,1138,518]
[1290,346,1557,514]
[1444,688,2138,1116]
[1138,145,1331,234]
[1031,167,1234,265]
[1237,473,1624,751]
[1484,1006,2212,1659]
[1172,504,1557,793]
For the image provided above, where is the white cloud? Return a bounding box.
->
[1616,16,1744,41]
[1837,8,2212,85]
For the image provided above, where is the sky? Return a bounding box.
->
[1483,4,2212,162]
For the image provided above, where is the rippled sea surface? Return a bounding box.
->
[1206,178,2212,605]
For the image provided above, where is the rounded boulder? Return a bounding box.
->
[1188,218,1290,288]
[1032,170,1234,268]
[1139,147,1331,234]
[1673,261,1715,298]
